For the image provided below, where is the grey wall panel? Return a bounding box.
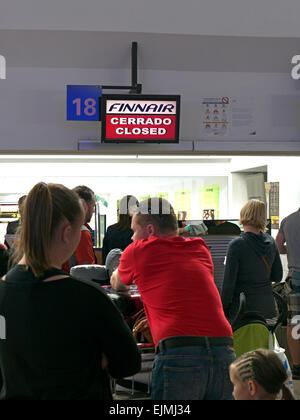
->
[1,0,300,38]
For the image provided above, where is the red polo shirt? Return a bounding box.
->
[118,235,232,345]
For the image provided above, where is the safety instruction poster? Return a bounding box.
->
[202,97,256,138]
[202,97,231,137]
[199,185,220,219]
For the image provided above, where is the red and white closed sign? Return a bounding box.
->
[101,95,180,143]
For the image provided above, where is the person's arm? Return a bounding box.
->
[276,231,287,255]
[110,243,135,291]
[178,225,191,234]
[271,245,283,283]
[221,241,240,319]
[95,288,141,378]
[110,269,130,292]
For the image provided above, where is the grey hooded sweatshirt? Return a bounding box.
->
[221,232,283,324]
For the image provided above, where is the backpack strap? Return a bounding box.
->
[43,275,70,282]
[241,236,272,276]
[261,255,271,274]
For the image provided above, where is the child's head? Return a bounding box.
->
[229,349,295,400]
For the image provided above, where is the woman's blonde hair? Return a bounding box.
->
[12,182,83,277]
[239,199,267,232]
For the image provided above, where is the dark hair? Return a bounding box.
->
[134,197,178,235]
[231,349,295,400]
[13,182,83,277]
[18,195,27,207]
[18,195,27,219]
[116,195,139,230]
[73,185,94,204]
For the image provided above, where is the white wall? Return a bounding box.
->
[229,155,297,221]
[0,155,231,228]
[1,0,300,37]
[1,68,300,151]
[267,157,300,220]
[0,67,127,151]
[0,153,300,226]
[229,173,249,217]
[0,0,299,153]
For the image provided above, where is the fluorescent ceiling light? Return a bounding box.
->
[0,154,138,160]
[137,155,231,161]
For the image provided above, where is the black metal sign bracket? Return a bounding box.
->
[101,42,142,94]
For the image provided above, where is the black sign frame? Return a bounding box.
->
[101,94,180,144]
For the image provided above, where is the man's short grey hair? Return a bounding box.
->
[137,197,172,215]
[134,197,178,234]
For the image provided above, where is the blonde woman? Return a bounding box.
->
[222,199,283,324]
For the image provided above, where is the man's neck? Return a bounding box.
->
[155,231,178,238]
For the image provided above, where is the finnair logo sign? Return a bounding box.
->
[0,315,6,339]
[0,55,6,80]
[106,100,176,115]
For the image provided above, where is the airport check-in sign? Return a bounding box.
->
[104,99,178,141]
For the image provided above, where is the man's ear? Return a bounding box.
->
[146,224,156,237]
[247,379,258,397]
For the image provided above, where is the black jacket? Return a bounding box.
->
[222,232,283,323]
[0,249,8,278]
[102,224,133,264]
[0,265,141,400]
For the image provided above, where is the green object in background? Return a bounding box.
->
[174,190,191,219]
[199,184,220,219]
[156,192,169,200]
[233,324,272,359]
[95,195,108,207]
[140,195,151,202]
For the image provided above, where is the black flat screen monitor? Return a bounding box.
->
[101,94,180,143]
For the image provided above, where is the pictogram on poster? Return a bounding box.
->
[202,97,231,137]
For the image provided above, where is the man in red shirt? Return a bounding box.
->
[62,186,96,273]
[111,197,235,400]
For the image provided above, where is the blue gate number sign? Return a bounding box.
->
[67,85,102,121]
